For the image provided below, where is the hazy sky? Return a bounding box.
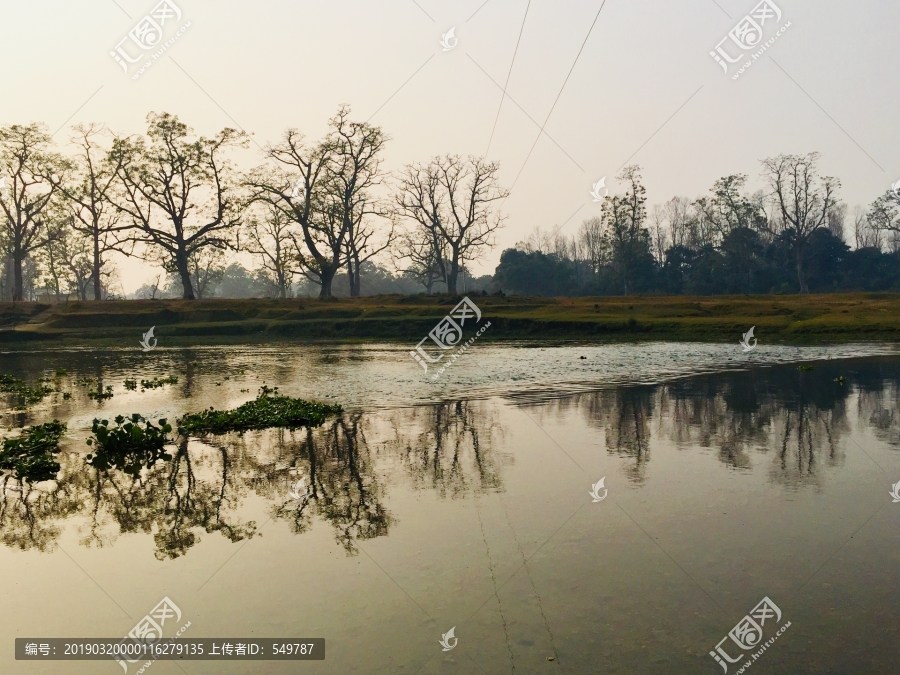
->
[2,0,897,292]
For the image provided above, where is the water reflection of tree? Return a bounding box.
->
[573,365,859,488]
[388,400,507,498]
[857,379,900,448]
[271,413,392,555]
[0,414,394,558]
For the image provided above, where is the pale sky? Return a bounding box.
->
[2,0,897,292]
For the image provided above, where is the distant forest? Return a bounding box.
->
[494,163,900,296]
[3,108,899,301]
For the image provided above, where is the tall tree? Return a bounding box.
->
[694,174,766,242]
[244,202,299,298]
[396,224,446,294]
[326,107,389,297]
[396,155,507,294]
[109,113,247,299]
[0,124,66,301]
[246,107,386,298]
[48,124,132,300]
[760,152,839,293]
[599,165,652,295]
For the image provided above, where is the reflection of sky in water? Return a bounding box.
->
[0,347,898,674]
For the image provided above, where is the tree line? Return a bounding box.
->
[497,157,900,296]
[0,107,505,301]
[4,110,899,301]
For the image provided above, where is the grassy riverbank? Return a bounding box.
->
[2,293,900,345]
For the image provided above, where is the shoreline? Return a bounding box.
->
[3,292,900,346]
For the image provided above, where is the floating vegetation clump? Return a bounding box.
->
[0,421,66,482]
[140,376,178,390]
[87,385,114,401]
[124,378,138,391]
[86,415,174,477]
[0,374,54,407]
[178,386,341,435]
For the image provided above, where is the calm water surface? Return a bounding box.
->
[1,343,899,674]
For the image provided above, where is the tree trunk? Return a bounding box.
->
[175,251,195,300]
[349,252,361,297]
[347,257,359,297]
[796,247,807,293]
[12,251,24,302]
[319,266,336,298]
[446,253,459,295]
[92,234,102,301]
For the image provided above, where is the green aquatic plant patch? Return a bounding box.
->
[87,384,114,401]
[0,421,66,482]
[86,414,174,477]
[140,375,178,390]
[178,386,342,435]
[0,373,54,406]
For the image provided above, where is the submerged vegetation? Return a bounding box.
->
[86,415,174,477]
[178,386,342,434]
[0,421,66,482]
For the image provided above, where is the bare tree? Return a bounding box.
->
[327,107,389,297]
[649,204,669,264]
[109,113,247,299]
[0,123,66,301]
[826,202,847,242]
[343,211,394,297]
[246,107,385,297]
[245,202,298,298]
[46,124,132,300]
[395,223,446,294]
[395,155,507,294]
[577,216,605,277]
[851,205,879,249]
[760,152,840,293]
[662,196,693,249]
[867,190,900,247]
